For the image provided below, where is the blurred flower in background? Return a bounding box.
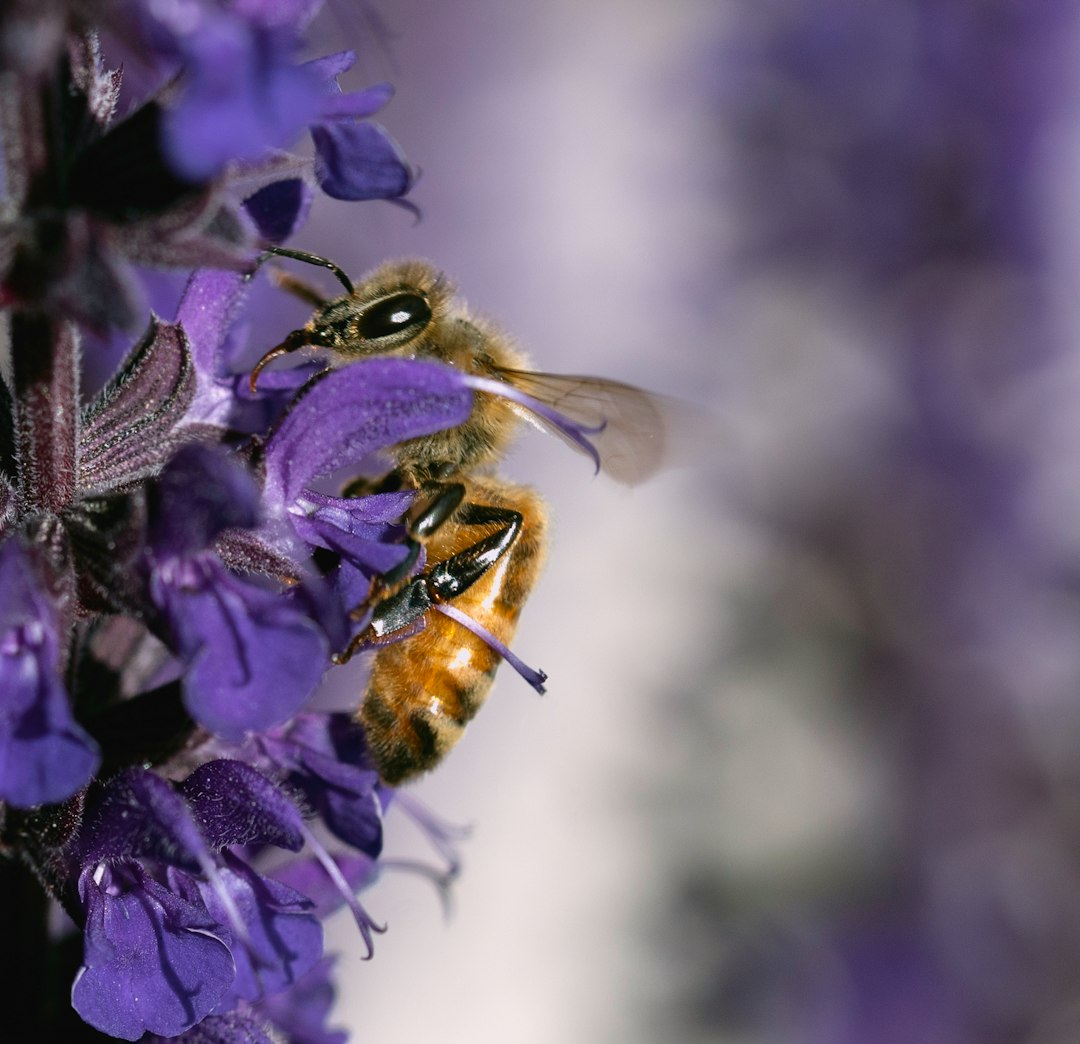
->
[651,3,1080,1044]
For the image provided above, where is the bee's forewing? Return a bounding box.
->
[498,369,678,485]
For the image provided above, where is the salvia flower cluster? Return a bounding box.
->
[0,2,552,1040]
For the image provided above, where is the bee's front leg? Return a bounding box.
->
[346,481,467,623]
[334,496,524,664]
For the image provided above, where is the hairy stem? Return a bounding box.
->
[12,313,78,513]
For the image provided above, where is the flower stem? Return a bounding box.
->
[12,313,78,513]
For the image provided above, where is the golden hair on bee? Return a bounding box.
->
[356,475,548,785]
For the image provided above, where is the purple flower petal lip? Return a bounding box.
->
[151,556,328,739]
[72,861,235,1040]
[312,121,414,201]
[176,266,253,425]
[263,357,474,510]
[0,539,99,807]
[180,759,306,851]
[186,854,321,1010]
[149,444,262,557]
[174,263,325,435]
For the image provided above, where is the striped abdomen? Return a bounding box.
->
[359,478,547,784]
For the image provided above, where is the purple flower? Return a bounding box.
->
[179,853,322,1010]
[264,713,384,856]
[145,446,330,739]
[254,356,474,583]
[312,121,414,202]
[65,764,324,1037]
[73,860,236,1040]
[308,52,415,202]
[162,17,326,182]
[150,554,329,738]
[0,538,99,807]
[0,1,538,1038]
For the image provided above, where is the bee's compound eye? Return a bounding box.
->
[359,293,432,341]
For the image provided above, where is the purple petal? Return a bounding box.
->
[280,569,353,652]
[72,862,235,1041]
[308,51,392,119]
[0,537,60,637]
[151,556,328,739]
[181,759,305,851]
[243,178,313,244]
[150,1011,276,1043]
[270,714,383,856]
[176,267,251,425]
[258,956,347,1044]
[190,854,322,1009]
[0,646,100,807]
[311,121,413,201]
[0,539,99,807]
[306,49,356,82]
[148,444,262,557]
[77,767,206,868]
[164,21,325,182]
[320,83,395,121]
[262,358,473,510]
[329,556,382,622]
[290,488,415,574]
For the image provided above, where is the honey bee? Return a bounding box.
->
[250,246,666,783]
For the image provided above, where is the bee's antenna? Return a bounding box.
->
[260,245,355,295]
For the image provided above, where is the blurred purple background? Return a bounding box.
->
[288,2,1080,1042]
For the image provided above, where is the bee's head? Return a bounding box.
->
[317,259,455,359]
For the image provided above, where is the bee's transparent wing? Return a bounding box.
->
[496,368,671,485]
